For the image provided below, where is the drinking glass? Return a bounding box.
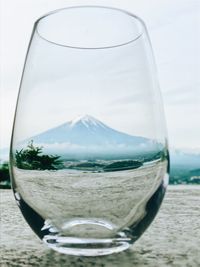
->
[10,6,169,256]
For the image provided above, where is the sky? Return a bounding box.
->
[0,0,200,152]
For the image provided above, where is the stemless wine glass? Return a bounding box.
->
[10,6,169,256]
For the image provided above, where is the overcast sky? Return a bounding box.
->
[0,0,200,151]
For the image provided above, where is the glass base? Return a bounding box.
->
[43,235,131,256]
[15,180,167,256]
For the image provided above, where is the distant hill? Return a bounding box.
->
[169,150,200,184]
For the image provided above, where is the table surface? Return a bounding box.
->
[0,185,200,267]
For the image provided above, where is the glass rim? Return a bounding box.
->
[34,5,147,50]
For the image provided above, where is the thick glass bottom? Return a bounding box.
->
[43,235,131,256]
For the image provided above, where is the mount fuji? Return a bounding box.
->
[31,115,148,146]
[25,115,161,158]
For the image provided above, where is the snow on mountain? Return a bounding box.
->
[70,114,105,128]
[31,114,149,147]
[17,114,164,159]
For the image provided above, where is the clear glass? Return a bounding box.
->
[10,6,169,256]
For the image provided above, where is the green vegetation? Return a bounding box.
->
[0,162,11,189]
[15,141,64,170]
[103,160,143,172]
[0,141,64,189]
[70,162,104,168]
[68,160,143,172]
[68,162,105,171]
[170,167,200,184]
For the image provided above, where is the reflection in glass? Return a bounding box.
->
[10,6,169,256]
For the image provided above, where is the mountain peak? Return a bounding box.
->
[70,114,104,128]
[72,114,95,122]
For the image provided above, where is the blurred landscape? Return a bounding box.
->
[169,150,200,185]
[1,116,199,188]
[1,148,200,189]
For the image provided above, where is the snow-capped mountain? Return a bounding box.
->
[31,114,148,147]
[18,114,163,159]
